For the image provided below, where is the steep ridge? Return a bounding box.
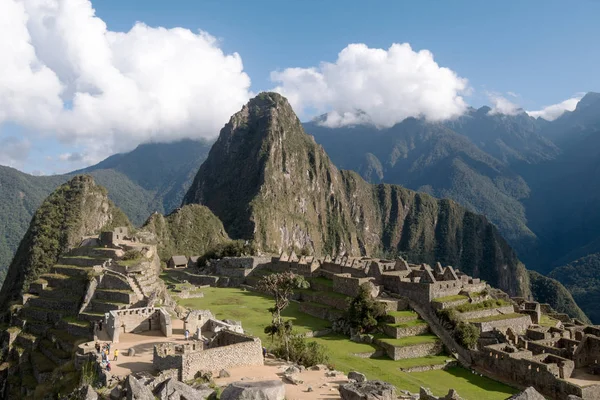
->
[304,118,537,254]
[0,139,212,286]
[184,92,532,297]
[141,204,230,260]
[0,175,130,310]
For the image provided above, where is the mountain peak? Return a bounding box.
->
[575,91,600,111]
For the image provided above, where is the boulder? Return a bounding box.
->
[283,374,303,385]
[109,385,123,400]
[156,378,216,400]
[219,369,232,378]
[284,365,301,375]
[220,380,285,400]
[348,371,367,383]
[127,348,135,357]
[82,385,98,400]
[339,380,396,400]
[126,376,154,400]
[508,387,546,400]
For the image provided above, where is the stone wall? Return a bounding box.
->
[431,298,469,310]
[106,307,171,343]
[472,347,587,399]
[332,274,373,298]
[297,291,350,311]
[376,340,443,360]
[382,323,429,339]
[298,302,344,321]
[153,332,263,381]
[456,305,516,321]
[471,314,532,334]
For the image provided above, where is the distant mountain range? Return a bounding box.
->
[1,92,600,322]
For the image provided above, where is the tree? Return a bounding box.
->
[346,283,387,333]
[257,272,309,360]
[257,271,309,324]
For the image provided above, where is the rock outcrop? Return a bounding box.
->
[219,380,286,400]
[183,92,530,296]
[338,380,396,400]
[508,386,546,400]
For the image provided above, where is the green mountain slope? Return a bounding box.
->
[141,204,230,260]
[303,118,537,255]
[184,92,532,297]
[0,139,212,285]
[528,271,590,323]
[0,175,130,309]
[549,254,600,324]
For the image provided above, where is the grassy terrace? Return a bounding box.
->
[386,319,428,328]
[309,277,333,287]
[468,313,526,323]
[432,295,468,303]
[454,299,511,313]
[375,333,440,347]
[539,315,560,327]
[170,286,517,399]
[387,310,419,318]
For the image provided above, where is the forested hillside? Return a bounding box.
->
[0,139,212,285]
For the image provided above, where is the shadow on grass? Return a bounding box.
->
[440,366,518,396]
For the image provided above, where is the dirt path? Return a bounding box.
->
[214,359,348,400]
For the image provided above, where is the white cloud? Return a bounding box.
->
[0,0,252,165]
[486,92,522,116]
[271,43,469,128]
[527,96,583,121]
[0,137,31,169]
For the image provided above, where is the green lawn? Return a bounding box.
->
[309,277,333,287]
[170,286,517,399]
[387,310,418,318]
[375,333,440,347]
[432,295,468,303]
[386,319,428,328]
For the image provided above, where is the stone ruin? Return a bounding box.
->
[201,250,600,399]
[153,330,263,381]
[183,309,243,340]
[104,306,172,343]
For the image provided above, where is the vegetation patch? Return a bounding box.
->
[454,299,510,313]
[432,295,468,303]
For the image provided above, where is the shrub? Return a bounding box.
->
[122,249,141,260]
[346,283,387,333]
[198,240,256,266]
[454,322,480,349]
[273,335,329,367]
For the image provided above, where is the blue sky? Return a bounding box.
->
[93,0,599,108]
[1,0,599,174]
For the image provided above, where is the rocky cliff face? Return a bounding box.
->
[0,175,129,309]
[184,93,531,296]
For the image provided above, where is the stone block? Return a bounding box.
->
[220,380,285,400]
[348,371,367,382]
[339,380,396,400]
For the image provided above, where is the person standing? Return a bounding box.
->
[113,349,119,361]
[185,329,189,341]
